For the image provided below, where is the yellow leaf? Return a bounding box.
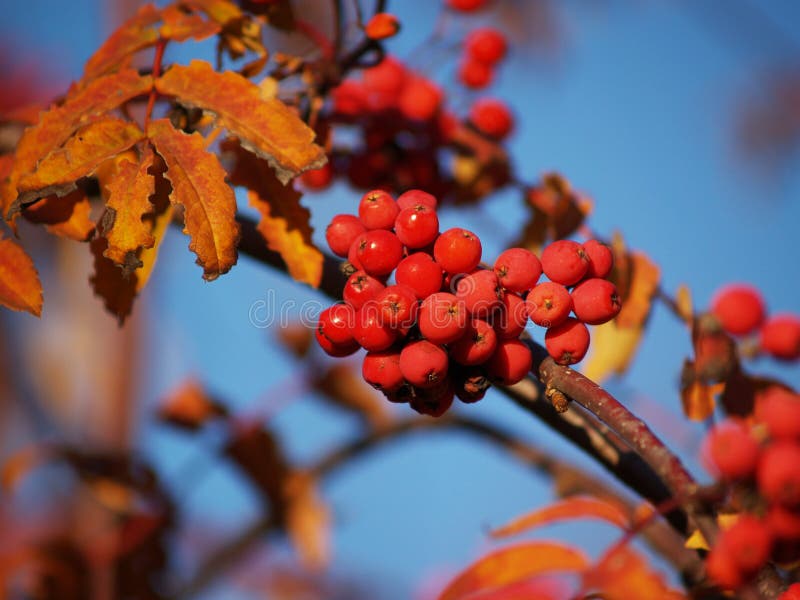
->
[685,513,740,551]
[676,284,693,323]
[680,380,720,422]
[582,321,643,383]
[0,237,43,316]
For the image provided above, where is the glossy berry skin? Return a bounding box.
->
[358,189,399,230]
[434,228,482,274]
[399,340,449,388]
[571,278,622,325]
[398,76,443,121]
[469,98,513,139]
[411,380,455,417]
[362,350,404,392]
[494,248,542,293]
[465,28,507,64]
[395,253,443,299]
[446,0,487,13]
[779,584,800,600]
[354,230,404,277]
[494,293,528,339]
[317,303,356,346]
[760,314,800,361]
[541,240,589,286]
[455,269,503,317]
[582,239,614,279]
[486,339,532,385]
[526,281,572,328]
[545,318,590,365]
[343,271,385,310]
[758,441,800,506]
[394,204,439,248]
[418,292,468,344]
[397,189,437,210]
[710,284,766,336]
[756,387,800,440]
[450,318,498,365]
[458,59,493,89]
[352,306,396,352]
[315,328,359,357]
[326,214,366,257]
[704,420,760,480]
[716,515,773,575]
[376,285,419,329]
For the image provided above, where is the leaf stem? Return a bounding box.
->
[144,39,167,128]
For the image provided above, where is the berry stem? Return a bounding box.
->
[144,38,167,128]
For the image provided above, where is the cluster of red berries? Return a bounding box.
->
[446,0,490,12]
[315,188,622,416]
[458,27,507,90]
[710,284,800,362]
[703,387,800,591]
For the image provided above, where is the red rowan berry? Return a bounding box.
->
[779,584,800,600]
[418,292,468,344]
[455,269,503,317]
[332,79,367,117]
[358,189,400,230]
[469,98,513,139]
[394,203,439,248]
[541,240,589,286]
[363,55,407,97]
[494,248,542,293]
[758,441,800,507]
[365,12,400,40]
[705,545,743,591]
[354,229,404,277]
[710,284,766,336]
[395,253,443,299]
[315,328,359,357]
[299,162,333,191]
[545,318,590,365]
[704,419,760,480]
[347,233,366,271]
[362,350,404,392]
[446,0,488,12]
[399,340,449,388]
[582,239,614,279]
[760,314,800,361]
[494,293,528,339]
[317,303,356,346]
[326,214,366,257]
[398,76,443,121]
[464,28,507,64]
[376,284,419,329]
[756,387,800,440]
[384,382,415,404]
[434,228,482,274]
[571,278,621,325]
[767,505,800,541]
[411,379,455,417]
[343,270,386,310]
[352,306,396,351]
[450,318,498,365]
[717,515,773,575]
[397,189,438,210]
[486,339,532,385]
[458,58,493,89]
[527,281,572,328]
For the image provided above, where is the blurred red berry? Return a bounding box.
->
[758,441,800,507]
[469,98,513,139]
[704,419,760,480]
[464,28,507,64]
[710,284,766,336]
[760,314,800,361]
[756,386,800,440]
[458,58,493,89]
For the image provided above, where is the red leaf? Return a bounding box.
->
[0,237,43,316]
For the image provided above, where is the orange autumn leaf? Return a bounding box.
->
[284,472,330,570]
[582,545,686,600]
[158,377,227,430]
[155,61,326,183]
[147,119,239,280]
[438,542,589,600]
[490,496,631,539]
[680,378,720,422]
[159,4,220,41]
[184,0,243,25]
[0,237,43,316]
[23,188,95,241]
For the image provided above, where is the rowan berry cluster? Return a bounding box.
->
[459,27,507,90]
[316,189,622,416]
[703,387,800,591]
[710,284,800,362]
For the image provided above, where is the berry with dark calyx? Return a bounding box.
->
[376,284,419,329]
[760,314,800,361]
[758,441,800,507]
[527,281,572,328]
[326,214,366,257]
[464,28,507,65]
[395,253,443,299]
[352,306,396,351]
[397,189,438,210]
[315,328,359,357]
[317,303,356,346]
[399,340,449,388]
[354,229,404,277]
[343,270,386,309]
[710,284,766,337]
[398,76,443,122]
[458,58,493,89]
[450,318,498,365]
[541,240,589,286]
[715,515,773,576]
[582,239,614,279]
[394,203,439,248]
[347,233,366,271]
[418,292,468,344]
[571,278,621,325]
[434,228,482,274]
[358,189,400,230]
[486,339,532,385]
[469,98,513,140]
[704,419,760,480]
[545,318,590,365]
[362,350,404,392]
[494,248,542,293]
[410,379,455,417]
[455,269,503,317]
[756,386,800,440]
[494,293,527,339]
[446,0,487,12]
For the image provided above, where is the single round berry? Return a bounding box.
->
[705,545,742,591]
[354,229,404,277]
[446,0,487,11]
[716,515,773,575]
[582,239,614,279]
[376,284,419,329]
[343,271,386,309]
[317,303,356,346]
[399,340,449,388]
[494,248,542,293]
[395,253,443,299]
[710,284,766,337]
[469,98,513,139]
[300,163,333,191]
[358,189,399,230]
[434,228,482,274]
[418,292,468,344]
[758,441,800,507]
[455,269,503,317]
[760,314,800,361]
[779,584,800,600]
[315,328,359,357]
[332,79,367,118]
[397,189,438,210]
[394,204,439,248]
[485,339,532,385]
[494,293,528,339]
[545,317,590,365]
[540,240,589,286]
[571,278,622,325]
[362,350,404,392]
[450,318,498,365]
[398,76,443,122]
[458,58,493,89]
[363,55,407,97]
[347,233,366,270]
[756,387,800,440]
[352,306,396,351]
[326,214,366,257]
[526,281,572,328]
[411,379,455,417]
[704,419,760,480]
[464,28,507,64]
[767,505,800,541]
